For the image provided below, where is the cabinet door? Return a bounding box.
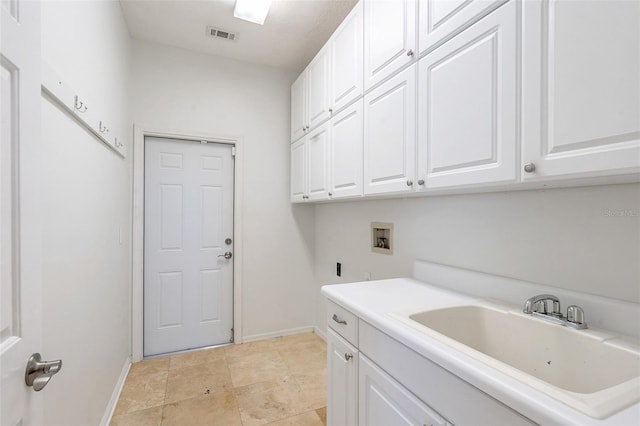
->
[331,0,364,113]
[417,1,517,189]
[327,329,358,426]
[418,0,507,54]
[359,355,448,426]
[364,0,417,90]
[291,71,308,142]
[364,65,416,195]
[307,123,330,201]
[522,0,640,180]
[308,46,332,130]
[329,100,363,199]
[290,138,307,202]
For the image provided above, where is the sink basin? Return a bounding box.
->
[393,302,640,418]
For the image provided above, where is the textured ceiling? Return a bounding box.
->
[120,0,358,72]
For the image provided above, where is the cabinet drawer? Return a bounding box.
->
[359,321,535,426]
[327,300,358,345]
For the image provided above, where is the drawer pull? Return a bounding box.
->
[332,314,347,325]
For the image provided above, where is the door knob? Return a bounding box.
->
[25,353,62,392]
[218,251,233,260]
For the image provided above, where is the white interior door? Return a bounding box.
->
[144,137,234,356]
[1,0,45,424]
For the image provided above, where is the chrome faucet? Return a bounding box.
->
[523,294,587,330]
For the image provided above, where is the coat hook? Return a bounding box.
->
[99,121,109,134]
[74,96,87,113]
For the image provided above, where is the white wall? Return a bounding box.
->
[40,1,131,424]
[129,40,316,341]
[315,183,640,333]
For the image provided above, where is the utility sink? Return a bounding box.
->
[393,302,640,419]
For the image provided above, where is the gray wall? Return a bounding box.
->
[315,183,640,332]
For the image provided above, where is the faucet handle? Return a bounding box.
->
[567,305,587,329]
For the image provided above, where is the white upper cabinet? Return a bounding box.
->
[307,123,330,201]
[329,100,364,199]
[418,0,507,55]
[330,0,364,113]
[417,1,518,189]
[308,45,332,131]
[364,0,417,91]
[364,65,416,195]
[291,72,308,142]
[522,0,640,181]
[290,138,307,202]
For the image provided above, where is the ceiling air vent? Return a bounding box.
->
[207,26,238,42]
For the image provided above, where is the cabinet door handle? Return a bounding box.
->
[332,314,347,325]
[407,49,414,57]
[344,353,353,361]
[417,179,425,186]
[524,162,536,173]
[406,180,413,186]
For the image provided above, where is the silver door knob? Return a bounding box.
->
[328,192,333,197]
[218,251,233,260]
[417,179,425,186]
[524,163,536,173]
[344,353,353,361]
[406,180,413,186]
[25,353,62,392]
[407,50,414,57]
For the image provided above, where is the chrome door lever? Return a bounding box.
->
[218,251,233,260]
[25,353,62,391]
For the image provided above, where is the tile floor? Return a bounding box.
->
[110,332,327,426]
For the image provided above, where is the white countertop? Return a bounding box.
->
[321,277,640,426]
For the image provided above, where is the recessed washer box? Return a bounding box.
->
[371,222,393,255]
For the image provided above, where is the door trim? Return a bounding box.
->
[131,124,244,362]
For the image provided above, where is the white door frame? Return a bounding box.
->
[131,124,244,362]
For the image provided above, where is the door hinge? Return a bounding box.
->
[229,327,234,343]
[231,146,236,157]
[200,140,207,144]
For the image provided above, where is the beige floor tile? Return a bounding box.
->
[294,371,327,409]
[113,371,167,415]
[165,359,233,404]
[265,410,324,426]
[224,339,279,360]
[109,406,163,426]
[233,376,296,397]
[270,333,321,350]
[169,346,226,370]
[315,407,327,425]
[235,381,316,426]
[127,358,170,379]
[280,346,326,376]
[227,350,290,388]
[162,390,242,426]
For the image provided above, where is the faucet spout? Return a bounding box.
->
[523,294,560,315]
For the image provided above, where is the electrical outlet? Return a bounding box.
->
[336,262,341,277]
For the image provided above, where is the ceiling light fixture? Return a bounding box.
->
[234,0,272,25]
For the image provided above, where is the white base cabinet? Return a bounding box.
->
[326,300,536,426]
[327,329,358,426]
[359,355,449,426]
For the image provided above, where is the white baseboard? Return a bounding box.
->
[100,356,131,426]
[242,326,315,343]
[313,325,327,342]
